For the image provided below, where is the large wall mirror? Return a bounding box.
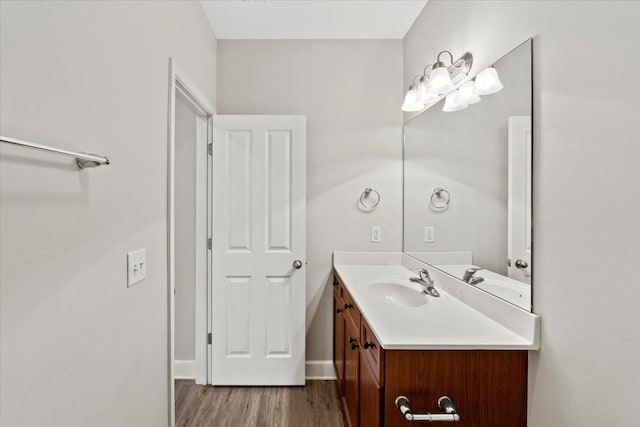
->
[403,39,532,311]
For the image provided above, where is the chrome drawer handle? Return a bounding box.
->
[395,396,460,422]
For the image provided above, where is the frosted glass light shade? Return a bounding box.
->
[443,90,468,112]
[475,67,504,95]
[426,66,454,94]
[416,78,440,105]
[401,87,424,112]
[455,81,481,105]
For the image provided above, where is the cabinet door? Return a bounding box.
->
[333,295,345,392]
[359,356,382,427]
[343,319,360,427]
[384,350,528,427]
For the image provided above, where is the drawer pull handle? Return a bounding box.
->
[395,395,460,422]
[336,308,343,314]
[363,341,376,350]
[350,341,359,350]
[344,304,353,310]
[349,337,357,344]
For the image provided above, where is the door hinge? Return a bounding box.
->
[207,238,212,250]
[207,332,212,345]
[207,143,213,156]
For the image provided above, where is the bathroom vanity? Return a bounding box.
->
[334,39,538,426]
[332,253,539,427]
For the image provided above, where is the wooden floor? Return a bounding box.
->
[175,380,346,427]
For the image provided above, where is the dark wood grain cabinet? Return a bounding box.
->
[343,318,360,427]
[333,278,345,394]
[359,353,382,427]
[333,271,528,427]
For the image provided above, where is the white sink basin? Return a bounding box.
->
[367,282,428,307]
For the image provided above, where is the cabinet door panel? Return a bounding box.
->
[359,357,382,427]
[334,295,345,392]
[343,319,359,427]
[384,350,527,427]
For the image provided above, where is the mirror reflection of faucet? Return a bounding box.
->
[462,267,485,286]
[410,268,441,297]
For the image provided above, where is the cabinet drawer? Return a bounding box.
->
[333,275,342,298]
[342,286,361,332]
[362,319,384,383]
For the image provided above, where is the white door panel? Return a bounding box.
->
[507,116,532,284]
[212,115,306,385]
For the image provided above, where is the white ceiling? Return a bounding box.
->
[199,1,428,40]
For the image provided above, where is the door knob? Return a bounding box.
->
[293,260,303,269]
[515,259,529,269]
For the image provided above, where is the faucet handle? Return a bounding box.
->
[415,268,430,280]
[462,267,484,283]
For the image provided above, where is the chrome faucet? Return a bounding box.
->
[410,268,440,297]
[462,267,484,285]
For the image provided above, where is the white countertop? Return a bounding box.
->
[334,252,540,351]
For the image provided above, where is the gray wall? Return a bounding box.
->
[174,92,197,362]
[217,40,404,363]
[404,41,531,275]
[404,1,640,425]
[0,1,217,426]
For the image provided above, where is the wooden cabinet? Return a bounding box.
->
[359,353,382,427]
[333,279,345,393]
[333,270,528,427]
[343,318,360,427]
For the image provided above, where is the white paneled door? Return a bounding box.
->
[211,116,306,385]
[507,116,532,284]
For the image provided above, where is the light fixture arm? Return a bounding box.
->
[436,50,455,67]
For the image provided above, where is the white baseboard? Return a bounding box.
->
[177,359,335,381]
[305,360,337,380]
[174,360,196,380]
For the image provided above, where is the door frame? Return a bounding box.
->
[167,58,215,427]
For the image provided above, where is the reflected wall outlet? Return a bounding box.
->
[127,248,146,287]
[424,226,435,243]
[371,226,382,243]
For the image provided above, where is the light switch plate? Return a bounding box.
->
[424,226,435,243]
[371,226,382,243]
[127,248,146,287]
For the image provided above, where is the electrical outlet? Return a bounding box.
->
[127,248,146,287]
[424,226,435,243]
[371,226,382,243]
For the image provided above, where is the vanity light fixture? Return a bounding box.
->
[454,81,481,105]
[425,51,457,94]
[474,66,504,95]
[402,51,473,111]
[443,91,468,112]
[416,75,440,105]
[401,83,424,112]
